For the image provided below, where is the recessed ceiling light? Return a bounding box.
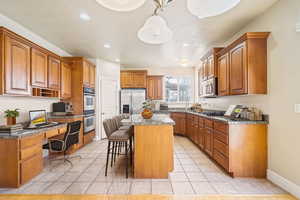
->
[104,44,111,48]
[115,59,120,62]
[80,13,91,21]
[183,43,190,47]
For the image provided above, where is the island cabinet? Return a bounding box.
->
[147,76,163,100]
[120,70,147,88]
[217,32,270,96]
[170,112,186,135]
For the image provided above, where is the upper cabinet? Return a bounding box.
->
[120,70,147,88]
[83,60,96,88]
[31,48,48,88]
[48,56,61,90]
[147,76,163,100]
[61,62,72,99]
[200,48,223,81]
[2,33,31,96]
[217,32,270,96]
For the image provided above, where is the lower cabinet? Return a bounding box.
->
[170,113,186,135]
[84,131,96,145]
[20,152,43,185]
[180,113,267,178]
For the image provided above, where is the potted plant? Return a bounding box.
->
[4,109,20,125]
[141,100,153,119]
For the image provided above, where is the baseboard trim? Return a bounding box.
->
[267,169,300,199]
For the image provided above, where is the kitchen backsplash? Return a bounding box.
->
[0,96,57,125]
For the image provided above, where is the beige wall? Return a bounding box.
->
[199,0,300,186]
[0,13,71,125]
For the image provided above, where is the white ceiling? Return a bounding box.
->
[0,0,278,68]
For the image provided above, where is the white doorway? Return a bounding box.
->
[100,78,119,139]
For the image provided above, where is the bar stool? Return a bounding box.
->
[103,118,132,178]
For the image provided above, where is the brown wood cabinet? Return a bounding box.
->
[82,60,95,88]
[89,64,96,88]
[48,56,61,90]
[170,112,186,135]
[2,35,31,95]
[147,76,163,100]
[217,32,270,96]
[31,48,48,88]
[61,62,72,99]
[183,112,267,178]
[120,70,147,88]
[200,48,224,81]
[217,53,230,96]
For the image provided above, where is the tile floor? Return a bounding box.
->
[0,136,287,195]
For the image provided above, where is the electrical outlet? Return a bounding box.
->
[295,104,300,113]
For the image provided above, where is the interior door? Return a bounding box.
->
[100,78,118,139]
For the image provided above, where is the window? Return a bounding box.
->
[165,76,193,103]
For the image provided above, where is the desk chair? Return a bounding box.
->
[43,121,82,166]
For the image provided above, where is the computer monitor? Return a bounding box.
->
[29,110,47,126]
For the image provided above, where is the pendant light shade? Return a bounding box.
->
[138,15,173,45]
[96,0,146,12]
[187,0,240,19]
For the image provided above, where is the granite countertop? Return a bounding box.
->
[48,114,84,119]
[122,114,175,126]
[0,123,67,139]
[156,110,268,125]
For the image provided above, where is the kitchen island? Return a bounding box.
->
[122,114,175,179]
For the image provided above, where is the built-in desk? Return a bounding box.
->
[0,124,67,188]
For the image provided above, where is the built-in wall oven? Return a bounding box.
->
[83,87,96,134]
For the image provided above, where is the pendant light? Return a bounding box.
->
[187,0,240,19]
[137,0,173,45]
[95,0,146,12]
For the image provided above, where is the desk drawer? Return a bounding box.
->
[45,129,59,138]
[20,152,43,185]
[20,134,43,149]
[59,126,67,134]
[20,144,42,161]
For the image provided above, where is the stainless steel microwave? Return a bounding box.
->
[200,78,217,98]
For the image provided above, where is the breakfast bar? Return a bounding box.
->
[122,114,175,179]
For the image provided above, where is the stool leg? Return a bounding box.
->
[125,141,128,178]
[114,142,118,163]
[105,141,111,176]
[111,142,115,167]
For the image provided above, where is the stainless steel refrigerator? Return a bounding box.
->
[120,89,146,114]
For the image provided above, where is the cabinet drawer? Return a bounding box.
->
[20,134,43,149]
[20,152,43,185]
[214,138,228,157]
[214,130,229,145]
[20,144,42,161]
[187,114,194,120]
[198,117,204,127]
[204,119,213,128]
[59,126,67,134]
[45,129,59,138]
[213,149,229,171]
[214,121,228,134]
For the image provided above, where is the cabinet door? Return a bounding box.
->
[48,56,61,90]
[89,64,95,88]
[120,71,133,88]
[20,152,43,185]
[155,77,163,100]
[133,72,147,88]
[204,128,213,156]
[207,55,215,79]
[4,36,31,95]
[147,77,155,99]
[179,116,186,135]
[83,61,90,87]
[31,48,48,88]
[218,53,230,96]
[61,62,72,99]
[198,127,205,149]
[229,42,248,95]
